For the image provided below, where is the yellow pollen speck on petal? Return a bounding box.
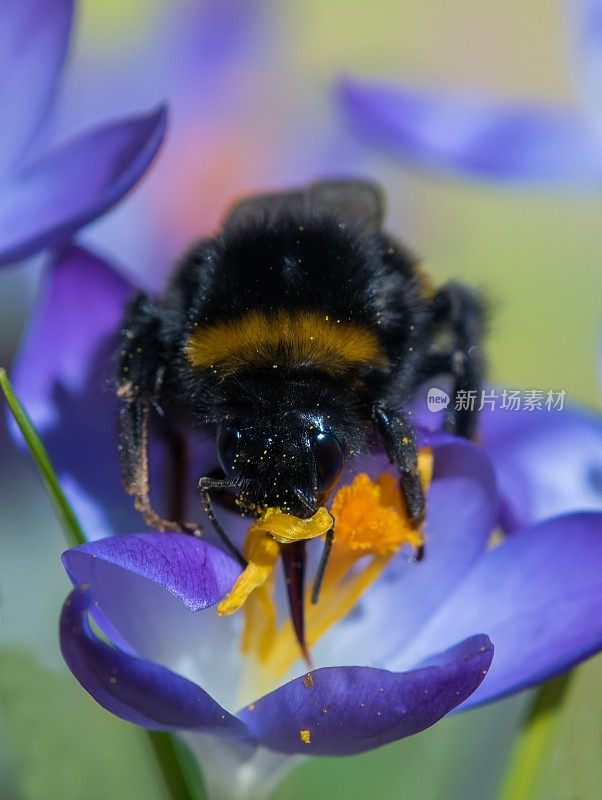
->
[487,528,505,549]
[303,673,314,688]
[300,730,311,744]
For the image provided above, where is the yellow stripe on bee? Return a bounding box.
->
[185,311,386,375]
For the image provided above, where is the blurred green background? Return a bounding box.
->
[0,1,600,798]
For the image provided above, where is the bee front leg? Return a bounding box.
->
[117,292,201,536]
[372,405,425,532]
[118,399,179,531]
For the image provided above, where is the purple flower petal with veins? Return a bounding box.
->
[60,537,494,755]
[238,636,493,756]
[61,585,249,738]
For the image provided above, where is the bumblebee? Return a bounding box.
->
[116,180,485,653]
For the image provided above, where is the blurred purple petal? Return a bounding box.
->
[387,512,602,707]
[11,244,235,541]
[0,106,167,265]
[178,0,269,82]
[60,585,250,737]
[573,1,602,128]
[480,404,602,530]
[11,245,137,538]
[315,441,497,668]
[239,635,493,755]
[338,79,602,183]
[0,0,73,176]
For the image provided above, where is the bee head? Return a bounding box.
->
[216,413,345,518]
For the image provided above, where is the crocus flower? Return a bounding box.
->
[0,0,166,267]
[11,245,602,799]
[338,1,602,184]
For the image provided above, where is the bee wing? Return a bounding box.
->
[224,179,384,234]
[307,179,384,234]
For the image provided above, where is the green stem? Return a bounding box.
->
[149,733,206,800]
[496,672,572,800]
[0,367,86,547]
[1,367,206,800]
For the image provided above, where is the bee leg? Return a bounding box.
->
[422,282,486,439]
[198,477,247,567]
[117,292,199,534]
[119,399,184,532]
[372,405,425,527]
[311,524,335,604]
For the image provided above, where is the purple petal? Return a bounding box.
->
[0,0,73,176]
[387,512,602,707]
[60,585,250,738]
[239,635,493,755]
[573,1,602,129]
[0,106,167,265]
[11,245,139,538]
[62,532,241,613]
[480,404,602,530]
[314,441,498,668]
[176,0,269,81]
[338,79,602,183]
[61,532,244,708]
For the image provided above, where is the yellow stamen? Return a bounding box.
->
[216,506,333,616]
[329,472,424,555]
[216,532,279,616]
[236,449,434,695]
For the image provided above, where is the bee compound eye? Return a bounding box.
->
[311,431,344,493]
[217,427,242,477]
